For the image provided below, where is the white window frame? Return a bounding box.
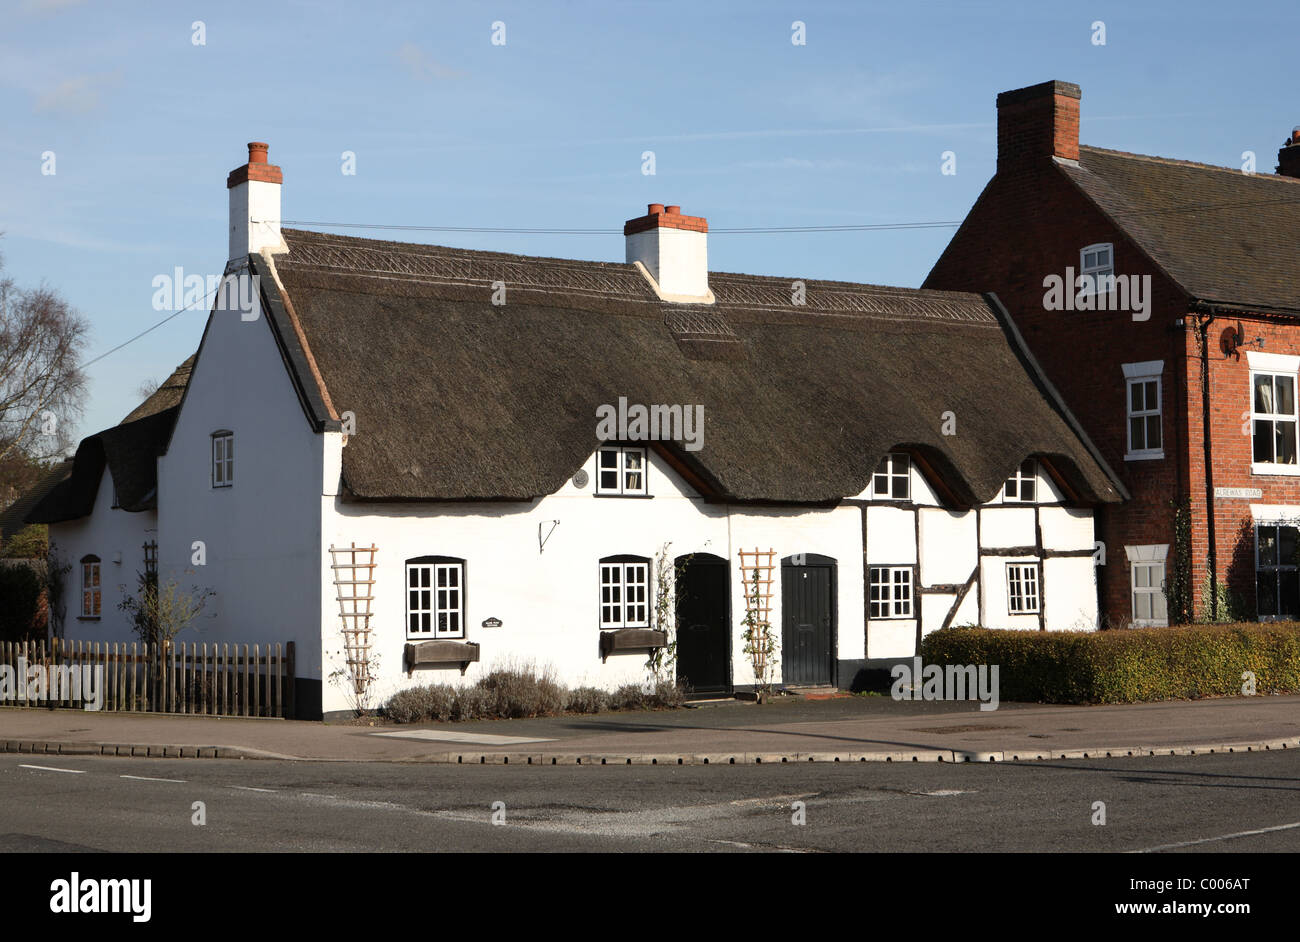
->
[871,452,910,501]
[212,431,234,488]
[80,556,101,618]
[1122,361,1165,461]
[1254,522,1300,621]
[1079,242,1114,294]
[1248,353,1300,475]
[599,557,650,628]
[1002,459,1037,503]
[405,557,465,639]
[1005,562,1040,615]
[868,566,913,619]
[596,446,648,496]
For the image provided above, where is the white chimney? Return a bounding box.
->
[624,203,713,303]
[227,142,287,262]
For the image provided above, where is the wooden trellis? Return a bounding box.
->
[329,543,377,698]
[738,548,777,685]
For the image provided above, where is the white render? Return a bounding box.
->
[626,226,711,301]
[228,179,286,262]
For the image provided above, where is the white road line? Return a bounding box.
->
[19,764,84,774]
[1131,820,1300,853]
[227,785,277,793]
[121,775,186,784]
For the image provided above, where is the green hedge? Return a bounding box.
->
[918,623,1300,704]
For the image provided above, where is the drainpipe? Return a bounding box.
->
[1197,312,1218,620]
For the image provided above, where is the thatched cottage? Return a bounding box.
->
[29,143,1125,718]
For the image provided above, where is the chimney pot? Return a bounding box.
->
[665,205,681,215]
[248,142,269,164]
[647,203,665,215]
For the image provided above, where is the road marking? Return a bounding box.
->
[1131,820,1300,853]
[19,764,84,774]
[227,785,277,793]
[371,730,556,745]
[121,775,186,783]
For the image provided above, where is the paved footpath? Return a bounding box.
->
[2,694,1299,764]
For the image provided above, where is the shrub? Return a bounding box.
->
[452,685,496,721]
[919,623,1300,704]
[650,678,686,709]
[478,666,566,718]
[384,684,457,723]
[565,686,611,714]
[0,562,46,642]
[611,683,650,711]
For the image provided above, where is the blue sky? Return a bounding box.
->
[4,0,1299,444]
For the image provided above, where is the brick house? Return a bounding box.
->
[926,79,1300,626]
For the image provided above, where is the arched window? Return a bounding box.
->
[405,556,465,639]
[80,555,101,618]
[598,555,650,628]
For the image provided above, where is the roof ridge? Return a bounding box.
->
[1081,144,1300,184]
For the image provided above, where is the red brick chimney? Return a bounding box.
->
[996,80,1081,172]
[1276,127,1300,178]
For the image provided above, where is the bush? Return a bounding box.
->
[0,562,46,642]
[384,684,457,723]
[919,623,1300,704]
[451,685,496,721]
[479,667,565,718]
[565,686,611,714]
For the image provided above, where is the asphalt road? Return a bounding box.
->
[2,750,1299,853]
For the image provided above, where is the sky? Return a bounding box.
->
[3,0,1300,445]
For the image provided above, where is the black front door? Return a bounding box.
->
[781,556,835,686]
[676,555,730,695]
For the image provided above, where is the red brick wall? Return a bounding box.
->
[925,162,1190,625]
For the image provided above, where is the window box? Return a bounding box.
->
[403,639,480,676]
[599,628,668,662]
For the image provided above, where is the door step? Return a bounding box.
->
[783,685,845,699]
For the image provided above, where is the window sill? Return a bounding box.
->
[1251,463,1300,477]
[76,616,101,622]
[868,615,914,621]
[593,493,654,499]
[1125,451,1164,462]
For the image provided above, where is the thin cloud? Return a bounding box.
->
[34,71,121,115]
[394,43,465,81]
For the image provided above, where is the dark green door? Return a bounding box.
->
[781,555,835,686]
[675,555,730,695]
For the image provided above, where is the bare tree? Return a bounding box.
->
[0,247,90,466]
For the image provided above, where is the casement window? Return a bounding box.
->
[596,446,648,496]
[1122,361,1164,460]
[869,566,913,619]
[212,431,234,487]
[1256,524,1300,619]
[1251,372,1298,468]
[1003,459,1037,502]
[1131,562,1168,627]
[1079,243,1113,292]
[80,555,101,618]
[1006,563,1040,615]
[598,555,649,628]
[405,556,466,639]
[871,452,910,500]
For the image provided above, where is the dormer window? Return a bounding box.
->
[1080,243,1113,292]
[596,446,648,496]
[871,453,910,500]
[1004,459,1037,502]
[212,431,234,488]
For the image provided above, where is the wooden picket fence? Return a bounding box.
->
[0,639,295,718]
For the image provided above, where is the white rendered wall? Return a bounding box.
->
[625,227,709,299]
[156,278,325,676]
[48,469,157,643]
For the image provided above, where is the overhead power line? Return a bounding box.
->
[81,289,217,371]
[281,219,965,234]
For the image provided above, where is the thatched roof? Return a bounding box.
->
[269,228,1123,506]
[1061,146,1300,313]
[26,356,195,524]
[0,459,72,546]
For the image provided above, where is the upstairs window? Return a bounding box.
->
[871,453,910,500]
[1003,459,1037,502]
[1252,372,1298,467]
[596,446,648,496]
[1123,361,1164,460]
[212,431,234,487]
[405,556,466,639]
[1080,243,1113,292]
[1006,563,1040,615]
[80,555,101,618]
[599,555,649,628]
